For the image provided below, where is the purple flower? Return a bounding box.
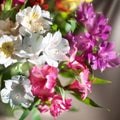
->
[67,32,97,55]
[76,2,111,40]
[87,14,112,40]
[74,33,97,52]
[88,41,120,71]
[76,2,95,25]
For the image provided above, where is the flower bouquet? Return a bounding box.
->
[0,0,120,120]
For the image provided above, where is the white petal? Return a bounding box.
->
[9,99,15,108]
[45,56,58,67]
[5,80,13,90]
[0,88,10,103]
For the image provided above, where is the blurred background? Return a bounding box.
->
[0,0,120,120]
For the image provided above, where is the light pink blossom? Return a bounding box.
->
[29,65,58,100]
[67,44,85,70]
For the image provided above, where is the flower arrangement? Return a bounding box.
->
[0,0,120,120]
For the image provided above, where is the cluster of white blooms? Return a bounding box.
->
[0,5,70,108]
[0,5,70,68]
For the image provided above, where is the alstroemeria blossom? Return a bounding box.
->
[0,75,34,108]
[37,31,70,67]
[29,65,58,100]
[16,31,70,67]
[0,35,21,67]
[88,41,120,71]
[15,33,43,58]
[37,94,72,119]
[69,69,91,100]
[76,2,95,25]
[16,5,51,36]
[76,3,111,40]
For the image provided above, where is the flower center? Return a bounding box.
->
[31,12,39,19]
[1,41,14,57]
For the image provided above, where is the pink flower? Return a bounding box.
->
[13,0,25,6]
[2,0,25,6]
[67,44,85,70]
[37,94,72,119]
[50,95,72,118]
[69,69,91,100]
[29,65,58,100]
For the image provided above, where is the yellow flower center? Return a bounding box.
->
[31,12,39,19]
[1,41,14,57]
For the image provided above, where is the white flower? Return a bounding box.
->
[15,33,43,58]
[16,5,52,36]
[36,31,70,67]
[15,31,70,67]
[0,35,22,67]
[0,75,34,108]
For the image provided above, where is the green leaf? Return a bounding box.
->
[4,0,13,11]
[19,109,30,120]
[51,24,58,32]
[55,86,66,99]
[2,7,17,20]
[0,62,33,88]
[90,76,111,84]
[32,108,41,120]
[21,0,28,10]
[65,23,71,32]
[19,99,40,120]
[59,68,76,79]
[70,107,79,112]
[72,93,102,108]
[69,19,77,32]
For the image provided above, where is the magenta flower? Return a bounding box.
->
[76,2,95,25]
[50,95,72,119]
[37,94,72,119]
[88,41,120,71]
[29,65,58,100]
[69,69,91,100]
[13,0,25,6]
[87,14,112,40]
[76,2,111,40]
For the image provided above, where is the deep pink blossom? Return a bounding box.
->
[37,94,72,119]
[50,95,72,118]
[69,69,91,100]
[1,0,25,6]
[13,0,25,6]
[29,65,58,100]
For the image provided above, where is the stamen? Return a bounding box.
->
[1,41,14,57]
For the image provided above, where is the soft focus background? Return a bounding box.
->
[0,0,120,120]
